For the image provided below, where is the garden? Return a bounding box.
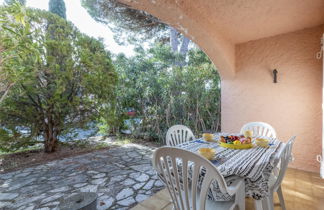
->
[0,0,221,172]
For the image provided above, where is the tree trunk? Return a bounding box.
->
[170,27,179,52]
[179,36,190,55]
[44,135,58,153]
[43,116,58,153]
[170,27,190,67]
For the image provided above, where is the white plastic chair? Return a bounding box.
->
[153,147,245,210]
[255,136,296,210]
[240,122,277,138]
[166,125,195,146]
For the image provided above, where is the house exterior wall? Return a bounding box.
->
[222,25,324,172]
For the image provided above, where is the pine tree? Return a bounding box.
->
[49,0,66,19]
[0,9,117,152]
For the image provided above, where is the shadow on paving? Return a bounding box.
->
[0,143,164,210]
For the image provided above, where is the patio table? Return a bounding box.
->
[176,133,285,201]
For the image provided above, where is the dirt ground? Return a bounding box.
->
[0,136,160,173]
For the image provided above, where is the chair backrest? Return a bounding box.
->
[240,122,277,138]
[153,147,231,210]
[166,125,195,146]
[272,136,296,192]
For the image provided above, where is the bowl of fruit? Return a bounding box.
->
[219,135,253,149]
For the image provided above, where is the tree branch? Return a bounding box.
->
[0,83,14,104]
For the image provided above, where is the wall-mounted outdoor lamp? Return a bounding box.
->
[273,69,278,83]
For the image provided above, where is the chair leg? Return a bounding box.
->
[233,181,245,210]
[254,200,263,210]
[238,196,245,210]
[277,186,286,210]
[265,194,274,210]
[254,197,272,210]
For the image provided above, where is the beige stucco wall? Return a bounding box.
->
[222,25,324,172]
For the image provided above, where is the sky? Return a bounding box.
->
[0,0,135,56]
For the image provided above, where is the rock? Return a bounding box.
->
[8,178,36,191]
[22,168,34,173]
[17,205,35,210]
[0,179,12,188]
[146,170,156,176]
[143,180,155,190]
[15,172,31,178]
[135,174,150,182]
[145,190,153,195]
[129,172,141,179]
[133,183,145,190]
[68,172,81,177]
[49,186,70,193]
[0,192,19,200]
[97,196,114,210]
[40,194,63,204]
[130,164,152,172]
[79,184,98,192]
[117,197,136,206]
[43,201,60,207]
[116,188,134,200]
[135,194,149,202]
[0,202,11,208]
[154,180,164,187]
[19,184,52,194]
[60,174,88,186]
[91,178,107,185]
[47,177,59,181]
[121,178,136,186]
[92,173,106,179]
[128,151,140,158]
[0,172,16,179]
[73,183,87,188]
[14,193,47,207]
[109,175,126,183]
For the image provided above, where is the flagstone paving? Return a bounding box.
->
[0,144,164,210]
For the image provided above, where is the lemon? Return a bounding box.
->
[233,140,241,145]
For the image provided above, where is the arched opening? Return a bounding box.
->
[84,1,224,142]
[115,0,236,80]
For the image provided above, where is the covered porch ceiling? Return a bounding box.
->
[120,0,324,78]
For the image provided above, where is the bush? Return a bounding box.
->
[111,44,221,143]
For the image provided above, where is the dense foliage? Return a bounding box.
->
[49,0,66,19]
[0,2,40,103]
[110,44,221,142]
[0,9,117,152]
[0,2,221,153]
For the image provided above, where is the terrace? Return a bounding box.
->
[122,0,324,209]
[1,0,324,210]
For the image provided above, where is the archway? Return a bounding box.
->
[119,0,235,79]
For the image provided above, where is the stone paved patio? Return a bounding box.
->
[0,144,164,210]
